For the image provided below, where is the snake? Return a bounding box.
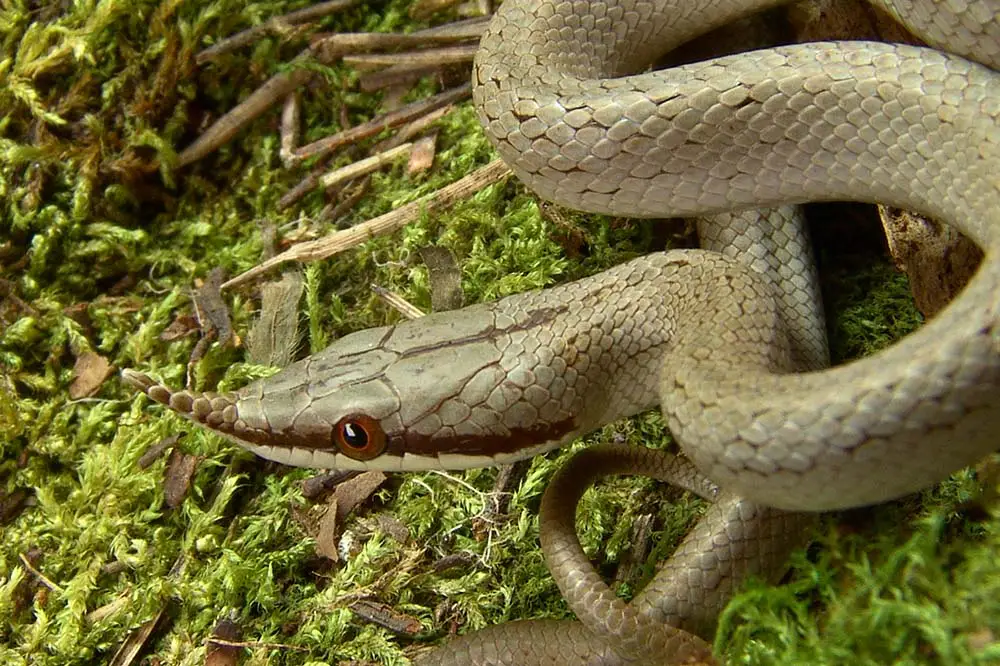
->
[123,0,1000,663]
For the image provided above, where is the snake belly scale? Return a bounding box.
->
[123,0,1000,664]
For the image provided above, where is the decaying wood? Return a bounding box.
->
[878,207,982,317]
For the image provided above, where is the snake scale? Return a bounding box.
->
[124,0,1000,663]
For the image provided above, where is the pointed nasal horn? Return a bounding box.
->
[121,369,239,429]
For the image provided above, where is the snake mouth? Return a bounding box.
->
[236,438,564,471]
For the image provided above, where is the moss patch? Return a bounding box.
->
[1,2,997,665]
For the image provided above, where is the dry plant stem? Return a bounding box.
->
[195,0,360,63]
[317,176,371,224]
[359,63,444,92]
[18,552,63,593]
[222,159,511,290]
[374,104,455,151]
[319,142,413,190]
[318,176,371,225]
[292,83,471,163]
[309,27,484,59]
[181,21,481,167]
[205,637,309,653]
[343,44,478,69]
[279,104,452,211]
[410,0,467,20]
[177,48,314,167]
[280,93,301,168]
[279,170,326,211]
[371,284,427,320]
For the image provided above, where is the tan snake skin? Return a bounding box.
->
[123,0,1000,663]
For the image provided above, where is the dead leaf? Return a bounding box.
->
[246,271,303,367]
[69,352,112,399]
[333,470,387,521]
[407,133,437,174]
[315,497,340,562]
[206,618,242,666]
[163,448,201,509]
[159,314,199,342]
[419,246,463,312]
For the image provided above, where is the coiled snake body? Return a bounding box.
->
[125,0,1000,663]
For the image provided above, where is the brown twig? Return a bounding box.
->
[371,285,426,319]
[292,83,471,164]
[282,103,453,212]
[375,104,455,152]
[343,43,478,69]
[196,0,361,63]
[206,637,309,653]
[319,142,413,190]
[177,48,315,167]
[318,176,372,226]
[18,552,64,593]
[359,63,444,92]
[180,15,486,167]
[222,159,511,290]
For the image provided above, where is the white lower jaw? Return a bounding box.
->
[232,438,559,471]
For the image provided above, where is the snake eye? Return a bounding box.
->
[333,414,386,461]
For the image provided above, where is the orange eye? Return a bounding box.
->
[333,414,386,461]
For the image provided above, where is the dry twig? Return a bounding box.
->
[196,0,361,63]
[222,159,511,290]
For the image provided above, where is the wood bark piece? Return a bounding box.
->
[878,207,982,317]
[408,133,438,175]
[420,245,463,312]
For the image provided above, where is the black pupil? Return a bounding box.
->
[341,422,369,448]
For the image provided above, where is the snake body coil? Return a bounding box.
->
[124,0,1000,663]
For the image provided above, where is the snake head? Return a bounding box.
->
[123,304,581,471]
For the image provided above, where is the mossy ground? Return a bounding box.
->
[2,1,999,665]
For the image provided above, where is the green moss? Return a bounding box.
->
[1,1,997,665]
